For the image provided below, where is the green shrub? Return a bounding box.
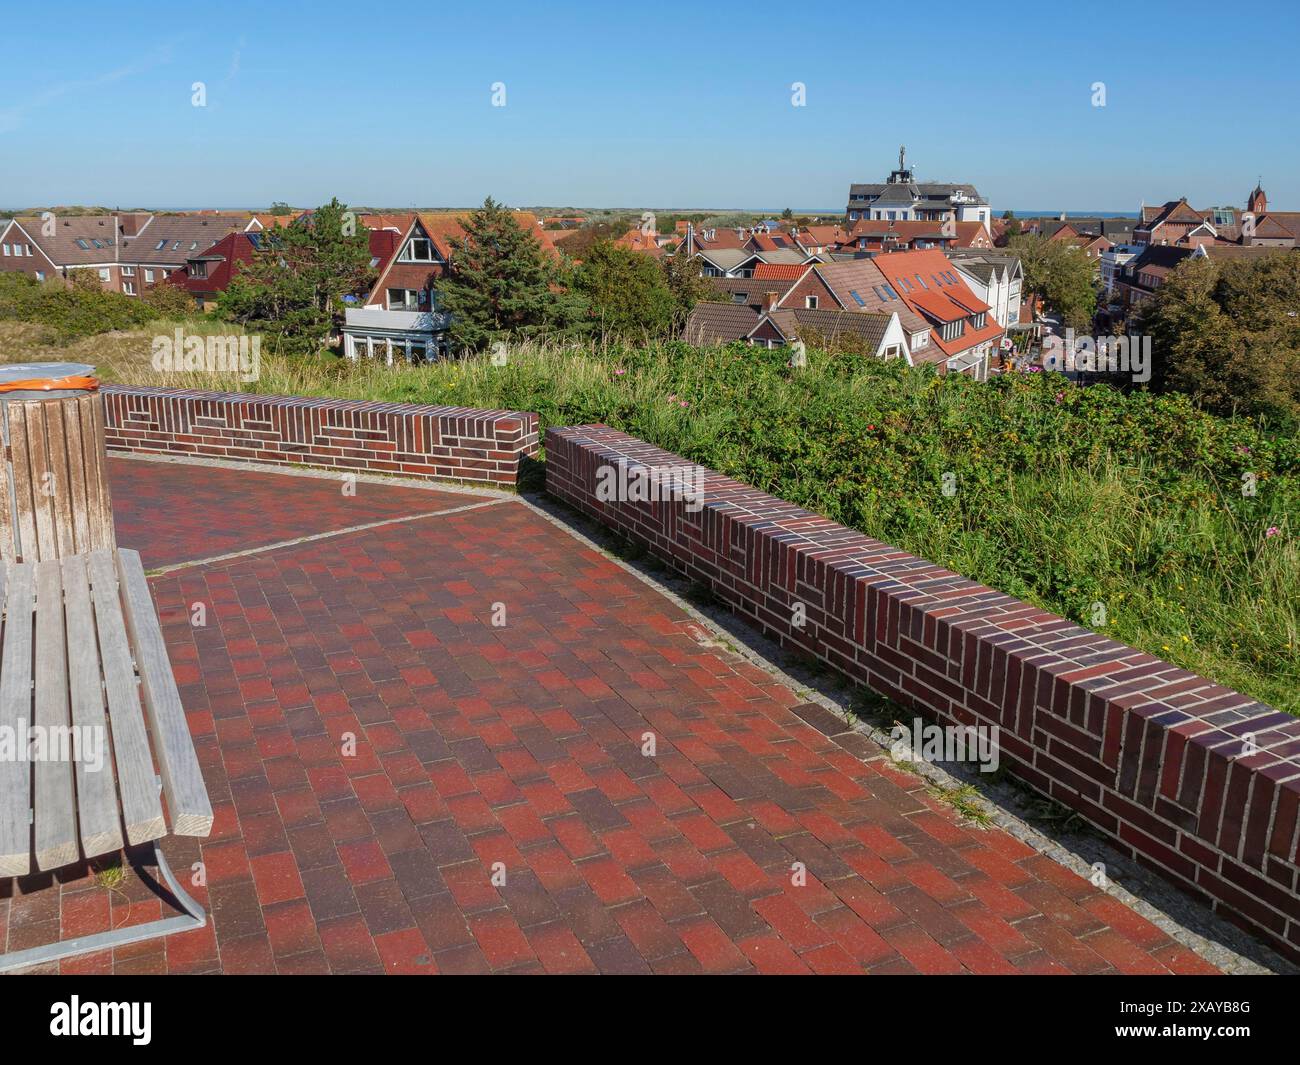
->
[0,272,158,340]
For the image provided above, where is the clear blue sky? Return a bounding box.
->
[2,0,1297,214]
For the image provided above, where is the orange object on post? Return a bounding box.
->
[0,375,100,393]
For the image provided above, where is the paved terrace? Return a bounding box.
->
[0,456,1223,974]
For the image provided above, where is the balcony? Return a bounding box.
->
[344,307,450,334]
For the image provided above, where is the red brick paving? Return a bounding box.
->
[108,456,477,569]
[0,460,1223,974]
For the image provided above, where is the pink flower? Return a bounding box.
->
[1054,391,1065,403]
[614,368,626,376]
[1266,526,1281,538]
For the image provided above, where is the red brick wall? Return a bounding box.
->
[103,386,539,487]
[546,424,1300,961]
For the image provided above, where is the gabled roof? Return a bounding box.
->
[1252,214,1296,239]
[792,225,845,249]
[870,249,1003,357]
[952,221,992,248]
[704,275,797,307]
[696,248,753,271]
[165,231,262,294]
[751,262,808,281]
[683,302,761,344]
[13,214,125,266]
[806,259,928,333]
[767,307,895,349]
[124,216,249,265]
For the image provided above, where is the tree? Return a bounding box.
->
[571,240,675,340]
[68,268,101,292]
[1138,253,1300,424]
[217,198,372,356]
[1008,234,1095,329]
[268,201,293,216]
[436,196,561,351]
[781,207,794,220]
[142,278,197,318]
[556,221,627,261]
[661,247,717,330]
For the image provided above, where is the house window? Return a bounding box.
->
[191,261,208,278]
[731,293,746,304]
[145,269,155,283]
[405,237,433,261]
[805,296,818,309]
[35,271,45,281]
[387,288,420,310]
[98,268,110,282]
[123,282,136,295]
[1,244,8,255]
[122,266,135,277]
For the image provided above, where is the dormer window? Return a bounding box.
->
[405,237,434,262]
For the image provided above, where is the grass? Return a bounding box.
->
[4,321,1297,712]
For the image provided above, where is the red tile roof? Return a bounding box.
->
[871,249,1003,358]
[165,231,259,295]
[751,262,808,280]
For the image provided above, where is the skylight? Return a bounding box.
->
[849,290,866,307]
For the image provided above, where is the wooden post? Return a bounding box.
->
[1,392,115,563]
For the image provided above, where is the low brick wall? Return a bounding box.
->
[546,424,1300,961]
[102,386,539,487]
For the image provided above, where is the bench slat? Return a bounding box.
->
[62,401,92,554]
[116,549,213,837]
[7,405,38,562]
[0,567,28,877]
[33,561,79,870]
[88,550,165,845]
[43,407,76,558]
[62,555,124,859]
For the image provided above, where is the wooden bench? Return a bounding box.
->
[0,548,212,972]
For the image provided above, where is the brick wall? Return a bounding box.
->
[546,424,1300,961]
[103,386,539,487]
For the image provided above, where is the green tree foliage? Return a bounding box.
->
[571,241,675,340]
[142,278,198,317]
[0,272,155,340]
[1139,253,1300,425]
[1009,234,1095,329]
[660,247,717,329]
[556,221,628,261]
[437,197,561,351]
[217,198,372,356]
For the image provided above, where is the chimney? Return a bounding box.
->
[762,291,780,314]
